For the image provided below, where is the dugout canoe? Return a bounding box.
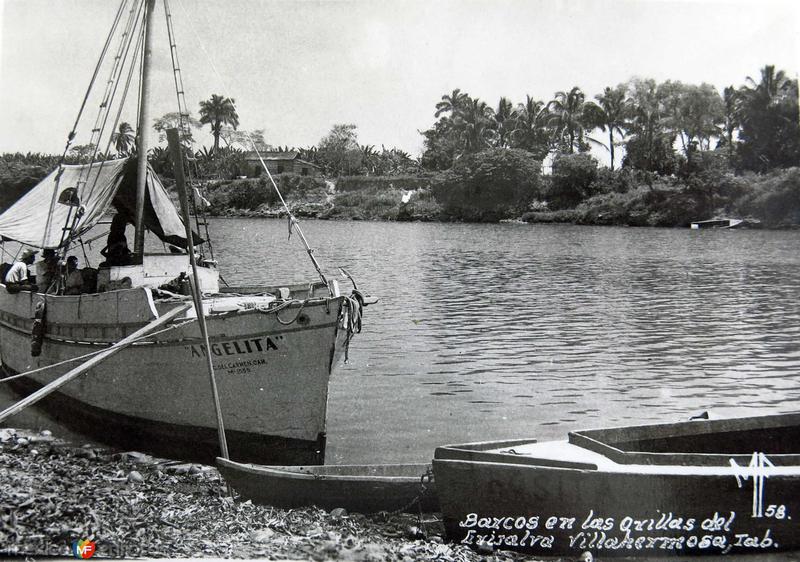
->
[433,412,800,557]
[217,457,438,513]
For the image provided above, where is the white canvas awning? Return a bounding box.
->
[0,158,198,249]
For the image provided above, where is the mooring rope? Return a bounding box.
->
[386,466,435,517]
[342,295,363,362]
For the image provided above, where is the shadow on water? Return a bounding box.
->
[3,220,799,464]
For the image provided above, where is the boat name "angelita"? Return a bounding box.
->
[187,337,279,358]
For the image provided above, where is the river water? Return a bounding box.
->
[3,219,800,464]
[212,219,800,464]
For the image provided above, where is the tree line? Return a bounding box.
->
[3,64,798,226]
[420,64,799,176]
[57,93,418,180]
[7,64,797,182]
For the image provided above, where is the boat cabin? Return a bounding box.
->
[97,254,219,293]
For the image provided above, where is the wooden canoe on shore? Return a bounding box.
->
[217,458,438,514]
[433,413,800,557]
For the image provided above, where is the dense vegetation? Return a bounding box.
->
[2,65,798,227]
[412,65,800,225]
[432,149,541,221]
[199,174,329,218]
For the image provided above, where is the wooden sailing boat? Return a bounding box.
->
[0,0,366,465]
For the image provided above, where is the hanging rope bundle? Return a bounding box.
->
[342,294,364,362]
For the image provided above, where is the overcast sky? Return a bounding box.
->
[0,0,798,159]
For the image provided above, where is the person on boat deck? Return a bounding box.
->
[35,248,59,291]
[100,213,133,266]
[64,255,83,295]
[5,249,38,293]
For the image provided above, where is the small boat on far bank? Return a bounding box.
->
[433,413,800,557]
[690,218,761,229]
[216,457,438,514]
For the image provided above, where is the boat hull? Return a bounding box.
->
[0,285,356,465]
[435,457,800,557]
[4,372,325,464]
[217,457,438,513]
[433,416,800,557]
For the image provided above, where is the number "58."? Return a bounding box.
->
[764,505,787,519]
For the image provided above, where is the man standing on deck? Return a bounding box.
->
[5,249,38,293]
[100,213,133,266]
[35,248,58,291]
[64,255,83,295]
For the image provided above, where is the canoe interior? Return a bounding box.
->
[434,438,599,470]
[434,413,800,468]
[570,412,800,466]
[261,463,434,479]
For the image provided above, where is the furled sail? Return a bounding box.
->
[0,158,199,249]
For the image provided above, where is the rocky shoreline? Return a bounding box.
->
[0,427,531,561]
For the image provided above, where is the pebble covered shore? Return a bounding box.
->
[0,427,534,561]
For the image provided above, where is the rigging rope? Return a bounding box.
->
[163,0,215,261]
[45,0,147,255]
[82,0,147,204]
[91,10,146,176]
[72,0,143,194]
[41,0,129,250]
[60,13,146,257]
[56,0,147,264]
[175,0,330,290]
[342,294,363,362]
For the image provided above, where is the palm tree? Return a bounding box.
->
[435,88,470,118]
[494,97,517,148]
[547,87,593,153]
[112,122,136,156]
[585,86,629,170]
[359,144,377,174]
[199,94,239,154]
[742,65,792,106]
[148,146,171,175]
[719,86,739,158]
[737,65,794,134]
[510,96,550,160]
[423,89,475,167]
[460,98,496,152]
[299,146,318,165]
[736,65,799,171]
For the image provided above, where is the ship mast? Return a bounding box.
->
[133,0,157,261]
